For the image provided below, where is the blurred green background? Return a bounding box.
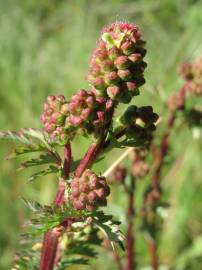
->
[0,0,202,269]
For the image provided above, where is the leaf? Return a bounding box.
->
[23,202,88,236]
[104,130,143,152]
[1,128,59,158]
[22,198,42,212]
[92,211,125,250]
[12,236,41,270]
[56,228,100,270]
[0,130,31,145]
[57,258,89,269]
[17,154,56,171]
[7,145,46,159]
[27,165,60,182]
[66,242,97,257]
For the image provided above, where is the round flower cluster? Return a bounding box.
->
[41,90,113,143]
[119,105,159,144]
[40,95,73,143]
[179,58,202,96]
[87,22,147,103]
[71,169,110,211]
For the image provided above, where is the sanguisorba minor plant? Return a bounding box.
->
[0,22,159,270]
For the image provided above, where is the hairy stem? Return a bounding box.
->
[40,143,71,270]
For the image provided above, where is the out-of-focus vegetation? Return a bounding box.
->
[0,0,202,269]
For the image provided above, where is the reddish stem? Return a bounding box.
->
[148,242,158,270]
[40,143,71,270]
[125,175,135,270]
[63,142,72,180]
[75,142,101,177]
[152,112,176,188]
[75,105,115,177]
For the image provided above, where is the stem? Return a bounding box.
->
[75,141,102,177]
[63,142,72,180]
[40,143,71,270]
[75,104,115,177]
[152,112,176,189]
[148,242,158,270]
[125,175,135,270]
[113,249,123,270]
[144,110,178,270]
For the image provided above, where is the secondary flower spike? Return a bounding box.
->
[41,95,68,142]
[179,57,202,96]
[87,22,147,103]
[71,169,110,211]
[40,95,74,144]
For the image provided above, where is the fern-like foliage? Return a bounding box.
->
[13,199,124,269]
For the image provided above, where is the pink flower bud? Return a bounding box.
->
[107,86,121,99]
[93,77,106,90]
[129,53,142,62]
[101,60,115,72]
[118,69,132,80]
[121,40,135,55]
[105,71,120,84]
[115,56,131,69]
[126,82,137,92]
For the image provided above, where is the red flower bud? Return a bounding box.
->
[71,169,110,211]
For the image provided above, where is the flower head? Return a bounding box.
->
[71,169,110,211]
[87,22,147,103]
[40,95,74,144]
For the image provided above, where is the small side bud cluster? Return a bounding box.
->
[71,169,110,211]
[132,149,149,179]
[87,22,147,103]
[167,89,186,112]
[67,89,113,136]
[40,95,73,144]
[145,187,162,206]
[179,58,202,96]
[110,165,127,184]
[119,105,158,144]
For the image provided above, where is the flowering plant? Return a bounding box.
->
[1,21,201,270]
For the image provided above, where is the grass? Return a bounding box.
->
[0,0,202,269]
